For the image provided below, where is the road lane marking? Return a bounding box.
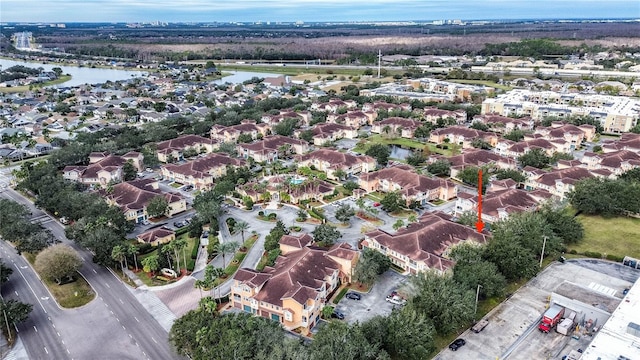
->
[33,326,38,332]
[57,332,60,337]
[134,316,139,323]
[14,265,48,313]
[128,334,133,339]
[119,298,124,304]
[116,318,120,322]
[93,269,97,274]
[151,337,157,344]
[110,311,114,315]
[105,283,110,288]
[15,291,18,296]
[44,346,48,354]
[67,349,70,354]
[62,340,65,345]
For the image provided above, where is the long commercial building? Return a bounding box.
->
[482,89,639,133]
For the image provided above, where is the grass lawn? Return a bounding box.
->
[568,215,640,259]
[353,134,451,156]
[0,75,72,93]
[169,182,182,188]
[43,275,95,308]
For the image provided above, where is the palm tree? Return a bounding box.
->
[321,305,335,320]
[111,245,126,272]
[235,221,250,243]
[174,238,188,272]
[216,241,240,268]
[127,244,139,271]
[382,125,392,138]
[194,279,206,298]
[161,243,174,270]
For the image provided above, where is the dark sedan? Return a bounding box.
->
[449,338,466,351]
[345,292,361,300]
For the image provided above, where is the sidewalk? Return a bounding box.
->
[1,334,28,360]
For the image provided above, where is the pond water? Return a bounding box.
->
[0,58,147,87]
[389,145,412,160]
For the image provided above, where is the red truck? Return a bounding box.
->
[539,304,565,333]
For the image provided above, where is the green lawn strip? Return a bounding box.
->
[0,75,72,93]
[42,276,95,308]
[219,235,259,281]
[568,215,640,259]
[169,182,182,188]
[332,288,349,304]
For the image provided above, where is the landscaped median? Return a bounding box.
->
[25,245,96,308]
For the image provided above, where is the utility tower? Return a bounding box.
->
[377,49,382,78]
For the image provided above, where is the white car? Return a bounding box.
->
[385,295,407,306]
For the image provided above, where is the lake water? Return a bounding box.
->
[0,58,147,87]
[1,59,281,87]
[390,145,412,160]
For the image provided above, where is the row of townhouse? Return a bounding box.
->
[63,151,144,185]
[238,176,335,205]
[362,212,488,274]
[231,236,358,335]
[100,178,187,223]
[293,123,358,146]
[359,164,457,206]
[160,153,246,191]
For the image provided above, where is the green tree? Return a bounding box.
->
[353,248,391,286]
[0,299,32,332]
[322,305,335,320]
[383,308,436,359]
[503,129,526,142]
[380,191,404,213]
[34,244,83,284]
[310,321,381,360]
[111,245,127,272]
[365,144,391,166]
[235,221,250,243]
[312,224,342,247]
[242,196,254,210]
[122,160,137,181]
[451,244,506,298]
[457,166,489,193]
[343,180,359,192]
[146,196,170,218]
[392,219,405,230]
[141,254,159,274]
[406,151,426,166]
[296,208,308,222]
[216,241,239,268]
[426,160,451,176]
[237,133,253,143]
[273,118,299,136]
[1,259,13,285]
[335,204,355,225]
[333,168,347,181]
[127,243,139,271]
[518,148,551,169]
[300,129,315,143]
[406,272,475,335]
[495,168,526,183]
[16,228,52,254]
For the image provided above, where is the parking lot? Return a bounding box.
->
[334,270,407,324]
[434,259,639,360]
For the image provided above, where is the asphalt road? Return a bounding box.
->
[1,188,180,360]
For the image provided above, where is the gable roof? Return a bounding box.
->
[102,179,183,212]
[365,212,488,272]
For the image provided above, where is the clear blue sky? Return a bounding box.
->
[2,0,639,23]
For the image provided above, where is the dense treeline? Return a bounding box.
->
[569,168,640,216]
[0,65,41,82]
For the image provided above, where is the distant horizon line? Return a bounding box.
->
[2,17,640,25]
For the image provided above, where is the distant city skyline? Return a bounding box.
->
[2,0,639,23]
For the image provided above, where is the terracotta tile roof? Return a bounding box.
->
[239,135,306,153]
[279,233,313,249]
[465,188,542,218]
[447,149,516,169]
[103,179,183,212]
[430,125,497,139]
[156,134,216,154]
[533,167,595,187]
[365,213,487,272]
[296,149,375,170]
[137,227,175,243]
[360,165,455,196]
[162,153,245,179]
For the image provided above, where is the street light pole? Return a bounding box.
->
[474,284,483,322]
[539,235,548,268]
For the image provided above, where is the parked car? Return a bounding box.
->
[449,338,466,351]
[174,221,185,228]
[385,295,407,306]
[373,202,381,207]
[331,310,345,320]
[141,219,150,226]
[345,292,361,300]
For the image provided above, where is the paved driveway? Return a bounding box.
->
[336,270,407,324]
